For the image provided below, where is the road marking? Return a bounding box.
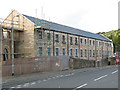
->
[37,80,41,83]
[16,85,22,88]
[43,80,47,82]
[60,75,63,77]
[65,75,69,76]
[56,76,59,78]
[17,85,22,87]
[76,83,87,89]
[48,78,51,80]
[16,86,21,88]
[94,75,108,81]
[23,83,29,87]
[71,73,74,75]
[52,77,55,79]
[112,70,118,74]
[30,82,36,85]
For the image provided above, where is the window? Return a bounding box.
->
[48,48,51,56]
[93,41,95,46]
[70,49,72,56]
[70,37,73,45]
[81,49,83,57]
[93,50,95,57]
[62,35,65,42]
[108,51,109,56]
[85,49,87,57]
[39,47,42,56]
[99,42,101,46]
[96,41,98,46]
[96,50,98,57]
[56,34,59,42]
[103,51,104,57]
[75,38,78,45]
[3,48,8,61]
[75,49,77,57]
[47,33,50,40]
[63,48,65,56]
[56,48,59,56]
[62,35,66,44]
[102,42,104,47]
[85,39,86,45]
[90,40,91,45]
[99,50,101,57]
[80,38,82,44]
[90,50,92,57]
[39,31,42,39]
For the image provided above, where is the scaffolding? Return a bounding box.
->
[0,12,25,63]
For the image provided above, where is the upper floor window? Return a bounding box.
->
[47,33,50,40]
[62,35,66,44]
[96,50,98,57]
[96,41,98,46]
[93,41,95,46]
[75,38,78,45]
[99,42,101,46]
[56,34,59,42]
[80,38,83,44]
[62,35,65,42]
[39,31,42,39]
[102,42,104,46]
[90,40,91,45]
[85,39,87,45]
[70,37,73,45]
[99,50,101,57]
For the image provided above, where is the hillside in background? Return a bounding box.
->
[97,30,120,53]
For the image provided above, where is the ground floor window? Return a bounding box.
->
[3,48,8,61]
[56,48,59,56]
[81,49,83,57]
[93,50,95,57]
[75,49,77,57]
[85,49,87,57]
[70,49,72,56]
[39,47,42,56]
[48,48,51,56]
[63,48,65,56]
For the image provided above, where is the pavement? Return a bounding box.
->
[2,65,119,89]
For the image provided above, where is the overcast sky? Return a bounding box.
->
[0,0,119,33]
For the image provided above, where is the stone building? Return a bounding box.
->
[0,10,114,64]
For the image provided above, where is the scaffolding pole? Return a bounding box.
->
[0,25,2,62]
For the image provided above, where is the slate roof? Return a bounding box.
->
[23,14,111,42]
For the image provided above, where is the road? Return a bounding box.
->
[2,65,119,89]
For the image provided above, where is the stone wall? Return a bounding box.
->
[69,58,95,69]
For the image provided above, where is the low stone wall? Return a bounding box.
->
[69,58,95,69]
[2,56,70,76]
[69,57,115,69]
